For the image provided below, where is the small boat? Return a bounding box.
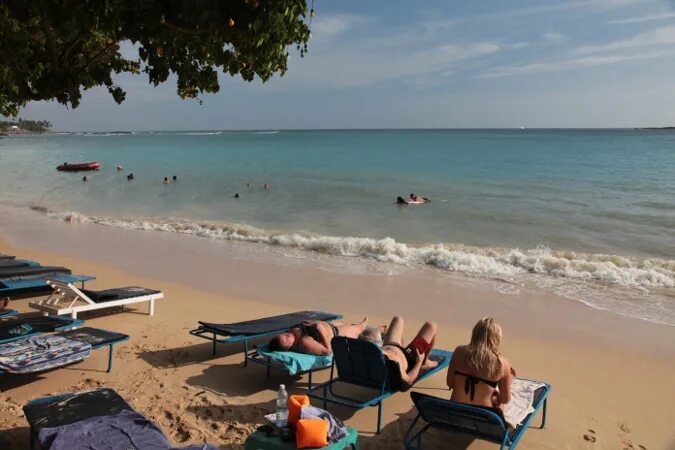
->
[56,161,101,172]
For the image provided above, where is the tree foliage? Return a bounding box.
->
[0,0,311,116]
[0,118,52,132]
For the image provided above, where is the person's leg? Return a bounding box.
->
[407,321,438,370]
[382,316,405,346]
[335,317,368,339]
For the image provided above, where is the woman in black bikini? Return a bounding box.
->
[268,318,368,355]
[446,317,515,409]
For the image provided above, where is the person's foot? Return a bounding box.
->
[378,324,388,334]
[358,317,368,331]
[421,358,439,371]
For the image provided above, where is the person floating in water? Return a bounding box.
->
[127,173,134,181]
[410,193,430,203]
[246,182,250,188]
[117,165,124,171]
[164,177,170,184]
[172,175,177,181]
[263,183,269,190]
[82,176,88,182]
[234,193,239,198]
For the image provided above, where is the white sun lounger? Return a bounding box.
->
[29,280,163,319]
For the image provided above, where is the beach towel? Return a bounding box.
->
[256,344,334,375]
[0,334,91,373]
[37,409,219,450]
[198,311,339,336]
[503,378,547,428]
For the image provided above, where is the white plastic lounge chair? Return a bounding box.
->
[29,279,163,319]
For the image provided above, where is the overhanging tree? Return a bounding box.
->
[0,0,312,116]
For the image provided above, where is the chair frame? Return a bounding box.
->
[403,383,551,450]
[307,337,451,434]
[30,280,163,319]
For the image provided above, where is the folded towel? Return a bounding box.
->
[503,378,546,428]
[256,344,333,375]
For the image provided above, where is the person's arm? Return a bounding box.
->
[496,358,515,405]
[297,337,332,356]
[401,349,425,386]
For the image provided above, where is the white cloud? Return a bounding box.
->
[480,49,674,78]
[575,25,675,54]
[542,32,568,42]
[311,14,369,40]
[457,0,642,21]
[609,11,675,24]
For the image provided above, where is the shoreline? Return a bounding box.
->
[15,204,675,329]
[1,207,674,449]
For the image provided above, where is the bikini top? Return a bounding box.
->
[455,370,500,401]
[297,323,322,342]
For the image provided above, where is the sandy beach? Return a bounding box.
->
[1,207,674,450]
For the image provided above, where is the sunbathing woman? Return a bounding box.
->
[268,318,368,355]
[381,316,439,389]
[446,317,515,409]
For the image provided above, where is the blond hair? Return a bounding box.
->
[466,317,503,379]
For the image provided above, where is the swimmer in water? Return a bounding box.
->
[164,177,170,184]
[263,183,269,190]
[172,175,177,181]
[117,165,124,171]
[234,193,240,198]
[127,173,134,180]
[82,176,88,182]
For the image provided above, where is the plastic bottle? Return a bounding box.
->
[275,384,289,428]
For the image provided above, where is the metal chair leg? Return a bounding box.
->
[211,333,217,356]
[540,398,548,429]
[376,401,382,434]
[106,345,113,373]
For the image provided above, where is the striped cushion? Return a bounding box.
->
[0,335,91,373]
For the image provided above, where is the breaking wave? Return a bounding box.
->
[34,206,675,290]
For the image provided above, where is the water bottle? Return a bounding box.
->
[275,384,289,428]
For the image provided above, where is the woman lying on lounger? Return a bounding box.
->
[268,318,368,355]
[381,315,439,389]
[446,317,515,410]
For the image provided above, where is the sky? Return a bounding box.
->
[20,0,675,130]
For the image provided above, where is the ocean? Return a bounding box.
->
[1,129,673,325]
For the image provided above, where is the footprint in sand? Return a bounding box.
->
[583,429,597,443]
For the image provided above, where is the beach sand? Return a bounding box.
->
[0,208,674,449]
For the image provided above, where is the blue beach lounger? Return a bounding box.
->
[0,273,95,298]
[307,337,452,433]
[404,382,551,450]
[0,309,18,318]
[190,310,341,363]
[0,315,82,344]
[0,327,128,376]
[23,388,218,450]
[246,344,334,389]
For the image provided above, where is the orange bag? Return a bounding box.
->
[296,418,329,449]
[288,394,310,425]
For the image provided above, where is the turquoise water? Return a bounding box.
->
[1,130,674,324]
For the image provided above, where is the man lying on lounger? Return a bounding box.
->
[381,315,439,389]
[268,318,369,355]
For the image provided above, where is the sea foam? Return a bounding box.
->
[37,207,674,290]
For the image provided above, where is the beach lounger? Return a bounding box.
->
[0,274,95,299]
[190,310,341,363]
[246,343,334,388]
[30,280,163,319]
[0,258,38,269]
[404,381,551,450]
[0,327,128,375]
[0,265,73,280]
[23,388,218,450]
[0,253,14,260]
[0,315,81,344]
[307,337,452,433]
